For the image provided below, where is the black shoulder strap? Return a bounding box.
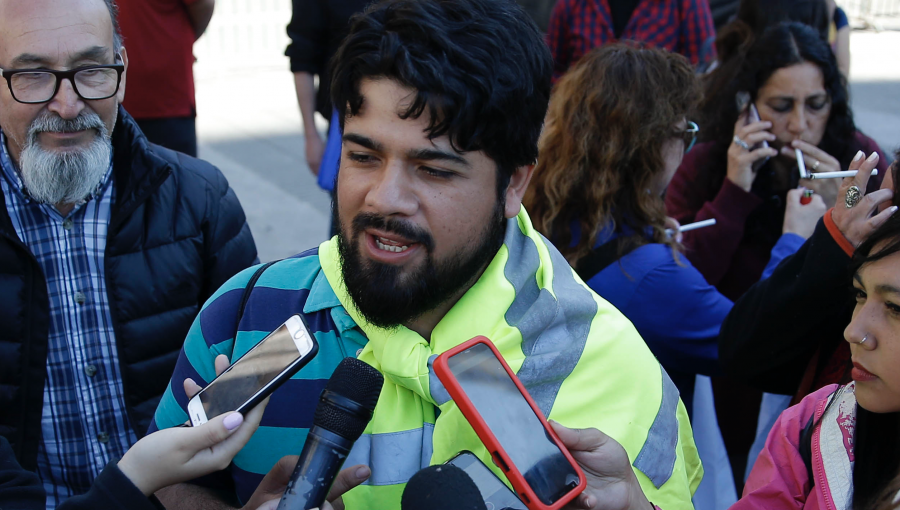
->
[574,237,638,282]
[232,260,278,341]
[798,412,816,484]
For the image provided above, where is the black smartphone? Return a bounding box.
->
[446,451,527,510]
[187,314,318,425]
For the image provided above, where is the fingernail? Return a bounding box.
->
[224,413,243,431]
[867,152,879,162]
[853,151,864,162]
[891,206,899,215]
[355,466,371,479]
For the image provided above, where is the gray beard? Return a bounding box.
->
[18,112,112,206]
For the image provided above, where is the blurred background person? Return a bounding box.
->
[666,21,888,485]
[285,0,368,183]
[732,161,900,509]
[826,0,851,78]
[712,0,829,71]
[545,0,716,81]
[525,43,825,510]
[711,0,851,79]
[118,0,215,156]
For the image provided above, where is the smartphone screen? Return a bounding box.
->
[195,316,315,420]
[447,452,526,510]
[447,343,580,505]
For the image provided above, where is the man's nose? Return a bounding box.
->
[365,162,419,217]
[46,78,85,120]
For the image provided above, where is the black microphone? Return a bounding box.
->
[277,357,383,510]
[401,465,488,510]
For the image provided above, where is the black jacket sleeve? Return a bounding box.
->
[0,436,44,509]
[718,219,854,394]
[285,0,327,73]
[57,462,165,510]
[0,436,163,510]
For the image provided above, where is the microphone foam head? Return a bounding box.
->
[313,357,384,440]
[401,465,487,510]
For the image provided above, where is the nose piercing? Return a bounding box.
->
[860,334,869,345]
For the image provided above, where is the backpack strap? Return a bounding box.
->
[798,410,817,485]
[232,260,279,341]
[574,237,639,282]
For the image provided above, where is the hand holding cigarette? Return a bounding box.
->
[831,151,896,247]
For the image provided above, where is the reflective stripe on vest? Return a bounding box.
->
[633,371,680,488]
[503,226,597,417]
[345,423,435,486]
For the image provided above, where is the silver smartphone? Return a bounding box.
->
[736,91,771,172]
[187,315,318,425]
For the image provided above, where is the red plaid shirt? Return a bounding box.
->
[547,0,716,81]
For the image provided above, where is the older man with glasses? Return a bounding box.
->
[0,0,257,507]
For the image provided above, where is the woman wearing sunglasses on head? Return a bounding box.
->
[524,42,825,427]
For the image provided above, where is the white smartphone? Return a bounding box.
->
[187,315,318,426]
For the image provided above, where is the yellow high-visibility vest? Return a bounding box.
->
[318,209,702,510]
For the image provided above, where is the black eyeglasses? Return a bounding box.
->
[676,121,699,154]
[0,60,124,104]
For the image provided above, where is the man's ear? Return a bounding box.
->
[503,164,535,219]
[116,46,129,104]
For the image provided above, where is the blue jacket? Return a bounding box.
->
[585,231,803,411]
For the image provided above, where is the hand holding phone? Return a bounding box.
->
[728,92,778,192]
[434,337,585,510]
[187,315,318,426]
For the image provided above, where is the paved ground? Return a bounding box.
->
[192,27,900,262]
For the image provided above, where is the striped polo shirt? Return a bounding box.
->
[149,248,368,504]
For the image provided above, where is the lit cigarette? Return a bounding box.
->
[796,148,809,179]
[667,218,717,236]
[808,169,879,180]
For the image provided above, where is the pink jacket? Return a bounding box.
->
[731,383,856,510]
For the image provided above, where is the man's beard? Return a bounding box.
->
[337,200,507,329]
[18,111,111,205]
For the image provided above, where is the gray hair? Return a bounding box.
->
[102,0,124,54]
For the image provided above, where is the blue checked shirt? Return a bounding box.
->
[0,131,138,509]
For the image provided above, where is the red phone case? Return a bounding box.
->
[433,336,586,510]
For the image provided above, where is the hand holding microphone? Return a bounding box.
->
[277,357,384,510]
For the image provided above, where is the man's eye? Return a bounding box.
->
[854,288,867,302]
[349,153,376,164]
[421,167,453,178]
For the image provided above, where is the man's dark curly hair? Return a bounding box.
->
[330,0,552,197]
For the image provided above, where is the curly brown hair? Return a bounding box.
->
[524,44,701,265]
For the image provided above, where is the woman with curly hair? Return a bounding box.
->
[524,43,824,415]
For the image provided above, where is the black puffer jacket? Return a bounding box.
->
[0,109,258,471]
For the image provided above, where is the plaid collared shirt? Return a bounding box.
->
[547,0,716,81]
[0,131,137,509]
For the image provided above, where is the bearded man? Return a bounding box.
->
[151,1,702,509]
[0,0,257,507]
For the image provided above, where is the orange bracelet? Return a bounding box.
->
[824,207,856,257]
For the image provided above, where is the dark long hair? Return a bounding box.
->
[847,156,900,510]
[696,22,856,247]
[524,44,701,264]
